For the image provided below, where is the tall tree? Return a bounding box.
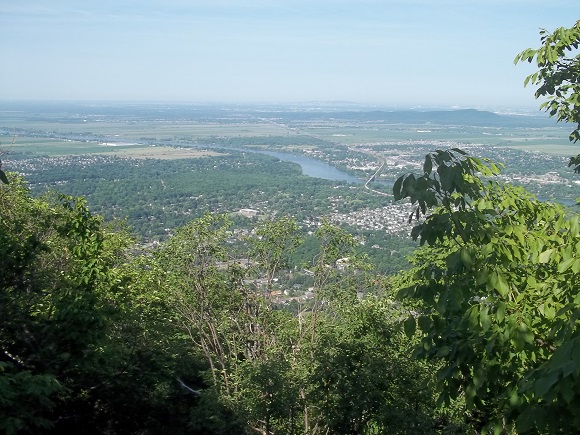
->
[394,149,580,432]
[515,20,580,172]
[0,175,121,432]
[0,174,197,434]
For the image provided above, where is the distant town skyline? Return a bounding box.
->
[1,1,578,109]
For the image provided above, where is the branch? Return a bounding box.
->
[177,377,201,396]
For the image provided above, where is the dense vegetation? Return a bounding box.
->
[4,142,580,433]
[10,152,414,274]
[2,19,580,435]
[18,152,355,232]
[0,174,456,434]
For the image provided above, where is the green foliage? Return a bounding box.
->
[247,216,303,295]
[21,153,352,240]
[310,220,371,302]
[0,363,61,435]
[236,357,298,434]
[515,20,580,172]
[0,175,108,430]
[0,169,472,433]
[396,149,580,432]
[155,213,267,393]
[393,148,502,245]
[304,297,441,434]
[0,173,199,433]
[154,214,295,433]
[151,214,448,433]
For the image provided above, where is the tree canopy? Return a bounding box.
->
[515,19,580,172]
[395,148,580,433]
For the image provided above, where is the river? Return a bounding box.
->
[249,149,361,183]
[249,147,578,207]
[188,143,363,184]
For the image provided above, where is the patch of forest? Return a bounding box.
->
[8,152,415,275]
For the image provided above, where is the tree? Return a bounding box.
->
[153,213,269,432]
[153,214,446,434]
[515,20,580,172]
[0,174,120,432]
[394,149,580,432]
[247,216,302,299]
[304,296,442,434]
[0,174,197,434]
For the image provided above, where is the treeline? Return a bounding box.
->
[187,135,334,149]
[21,153,344,235]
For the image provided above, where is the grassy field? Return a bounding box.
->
[102,145,225,159]
[2,136,228,159]
[4,136,110,155]
[300,124,574,155]
[1,111,294,141]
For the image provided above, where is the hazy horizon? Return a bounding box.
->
[0,99,557,120]
[2,1,578,108]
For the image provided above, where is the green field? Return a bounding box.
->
[0,103,576,160]
[3,124,574,159]
[5,136,112,155]
[4,136,226,159]
[300,123,573,155]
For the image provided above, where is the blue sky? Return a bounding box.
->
[1,1,578,108]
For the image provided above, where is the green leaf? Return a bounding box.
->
[0,170,8,185]
[460,247,473,269]
[539,248,553,263]
[396,286,413,299]
[418,315,431,332]
[403,316,416,337]
[496,303,506,323]
[558,257,574,273]
[423,155,432,174]
[436,293,447,315]
[402,174,416,198]
[516,407,536,433]
[560,380,575,404]
[480,307,492,332]
[476,267,489,286]
[519,323,534,344]
[495,271,509,297]
[467,305,480,328]
[569,217,580,236]
[534,371,559,398]
[571,259,580,274]
[446,251,462,270]
[487,270,498,292]
[544,304,556,320]
[549,341,573,371]
[393,175,404,200]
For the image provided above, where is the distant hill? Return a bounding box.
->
[0,101,561,129]
[270,108,559,128]
[349,109,504,124]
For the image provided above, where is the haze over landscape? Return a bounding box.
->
[1,0,578,108]
[5,1,580,433]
